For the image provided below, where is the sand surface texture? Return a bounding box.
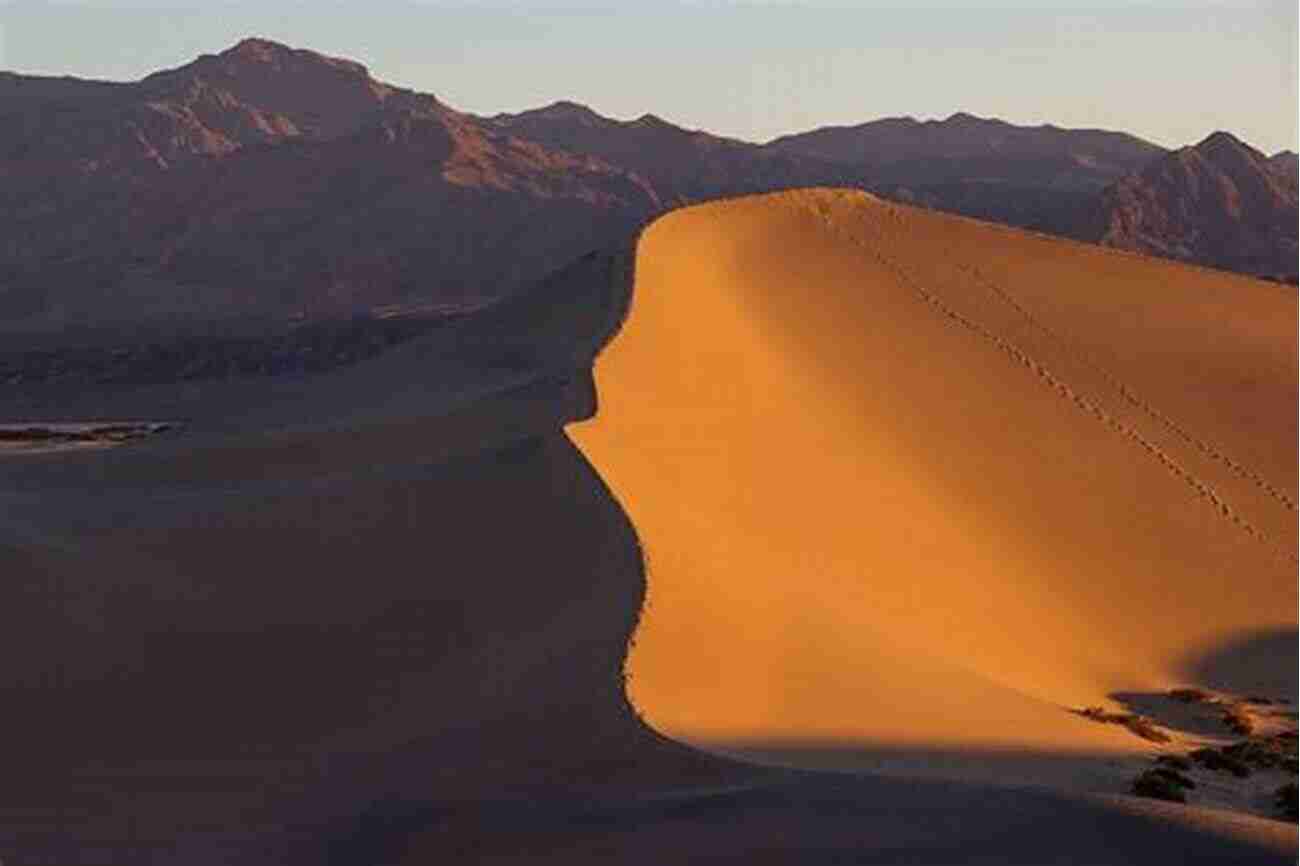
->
[0,190,1294,862]
[569,190,1299,848]
[572,189,1297,753]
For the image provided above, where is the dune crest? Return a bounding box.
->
[570,188,1297,757]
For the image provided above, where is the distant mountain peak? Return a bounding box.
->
[634,112,672,128]
[223,37,292,60]
[1195,130,1252,153]
[205,36,372,79]
[531,100,605,121]
[544,99,596,113]
[1093,127,1297,279]
[488,100,612,129]
[1183,130,1270,178]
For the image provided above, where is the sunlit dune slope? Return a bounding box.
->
[570,188,1297,753]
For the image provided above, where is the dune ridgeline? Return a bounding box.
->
[571,187,1297,764]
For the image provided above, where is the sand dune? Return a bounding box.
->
[570,188,1297,755]
[0,189,1294,862]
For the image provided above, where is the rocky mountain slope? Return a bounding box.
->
[1269,151,1298,183]
[767,111,1164,189]
[1085,132,1298,281]
[0,39,658,334]
[765,112,1167,233]
[489,101,854,205]
[496,106,1172,235]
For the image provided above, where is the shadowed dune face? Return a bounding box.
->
[0,436,731,859]
[1178,627,1300,700]
[0,249,743,857]
[570,188,1297,755]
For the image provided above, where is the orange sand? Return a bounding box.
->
[570,189,1297,757]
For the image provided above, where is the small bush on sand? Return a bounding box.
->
[1168,688,1212,704]
[1132,770,1188,803]
[1075,707,1171,743]
[1147,767,1197,789]
[1221,739,1292,770]
[1275,782,1298,822]
[1221,704,1255,736]
[1122,716,1172,743]
[1190,747,1252,778]
[1154,754,1192,771]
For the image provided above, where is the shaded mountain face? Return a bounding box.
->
[763,112,1167,235]
[766,112,1165,190]
[0,39,657,334]
[1269,150,1298,184]
[490,102,855,204]
[1085,132,1299,281]
[0,38,396,174]
[494,106,1167,229]
[2,38,1292,351]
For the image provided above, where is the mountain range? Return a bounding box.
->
[1,37,1295,344]
[1087,134,1298,281]
[0,39,655,335]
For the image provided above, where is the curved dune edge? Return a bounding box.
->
[569,188,1297,759]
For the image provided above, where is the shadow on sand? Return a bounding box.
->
[1177,627,1300,702]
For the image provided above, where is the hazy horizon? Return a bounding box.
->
[1,1,1297,154]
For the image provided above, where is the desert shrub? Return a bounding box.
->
[1221,705,1255,736]
[1190,748,1252,778]
[1074,707,1171,743]
[1275,782,1298,822]
[1168,688,1212,704]
[1132,770,1188,803]
[1147,767,1197,789]
[1222,740,1282,770]
[1122,716,1172,743]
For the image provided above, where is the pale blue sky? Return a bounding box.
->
[2,1,1296,153]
